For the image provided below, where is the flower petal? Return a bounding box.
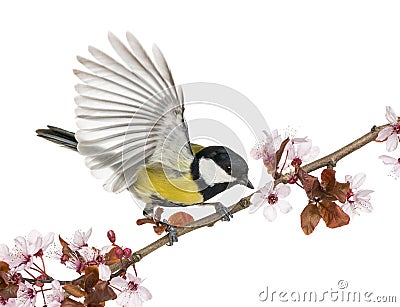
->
[276,184,291,198]
[358,201,373,213]
[99,263,112,281]
[302,146,320,162]
[250,146,262,160]
[110,276,128,288]
[42,232,55,251]
[394,164,400,177]
[379,155,398,165]
[385,106,398,124]
[376,127,393,141]
[351,173,366,189]
[355,189,374,198]
[263,205,277,222]
[138,286,152,301]
[249,193,266,213]
[297,141,312,158]
[277,200,292,214]
[386,133,399,152]
[259,181,273,195]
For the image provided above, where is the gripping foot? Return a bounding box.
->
[213,202,233,222]
[164,219,178,246]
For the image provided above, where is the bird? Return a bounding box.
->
[36,32,254,242]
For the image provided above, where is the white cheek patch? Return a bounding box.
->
[199,158,236,186]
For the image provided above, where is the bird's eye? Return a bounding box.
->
[226,165,231,173]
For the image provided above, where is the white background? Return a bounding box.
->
[1,1,399,306]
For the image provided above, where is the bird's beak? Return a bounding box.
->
[237,178,254,189]
[246,180,254,189]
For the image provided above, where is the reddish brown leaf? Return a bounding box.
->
[300,203,322,235]
[320,168,336,191]
[168,212,195,227]
[136,218,156,226]
[320,169,350,203]
[318,200,350,228]
[84,266,99,292]
[0,272,8,290]
[298,169,321,199]
[105,246,123,265]
[153,224,167,235]
[0,284,18,300]
[84,280,117,305]
[61,297,85,306]
[274,137,290,170]
[0,261,9,273]
[63,284,86,298]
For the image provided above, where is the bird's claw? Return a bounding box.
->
[214,203,233,221]
[164,219,178,246]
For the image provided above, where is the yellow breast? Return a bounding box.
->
[131,164,203,205]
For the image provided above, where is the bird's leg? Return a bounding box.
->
[142,204,178,246]
[207,202,233,222]
[163,219,178,246]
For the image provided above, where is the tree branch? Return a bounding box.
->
[29,123,389,284]
[115,123,389,271]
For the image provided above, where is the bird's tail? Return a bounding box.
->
[36,126,78,151]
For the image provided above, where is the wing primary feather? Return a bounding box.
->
[88,46,157,95]
[77,56,154,99]
[108,32,165,94]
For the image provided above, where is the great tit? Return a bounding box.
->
[36,32,254,225]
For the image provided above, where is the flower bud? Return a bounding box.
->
[107,230,116,244]
[115,248,124,259]
[123,248,132,258]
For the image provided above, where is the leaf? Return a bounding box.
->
[153,224,167,235]
[0,272,8,289]
[300,203,322,235]
[168,212,195,227]
[105,246,124,265]
[84,266,99,292]
[274,137,290,169]
[63,284,86,298]
[84,280,117,305]
[320,169,350,203]
[298,169,321,199]
[0,261,9,273]
[320,168,336,191]
[61,298,85,307]
[136,218,156,226]
[318,200,350,228]
[0,284,18,299]
[59,235,74,264]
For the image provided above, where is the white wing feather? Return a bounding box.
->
[75,32,193,193]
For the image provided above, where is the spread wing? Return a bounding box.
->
[74,32,194,193]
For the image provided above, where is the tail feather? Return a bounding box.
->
[36,126,78,151]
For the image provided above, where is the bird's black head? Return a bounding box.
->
[193,146,254,190]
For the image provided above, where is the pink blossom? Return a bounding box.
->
[379,155,400,178]
[250,130,282,174]
[70,228,92,251]
[16,282,36,307]
[249,182,292,221]
[0,297,16,307]
[13,230,54,270]
[342,173,373,217]
[46,280,64,307]
[110,273,152,306]
[63,245,112,280]
[287,138,320,168]
[376,106,400,152]
[0,244,11,264]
